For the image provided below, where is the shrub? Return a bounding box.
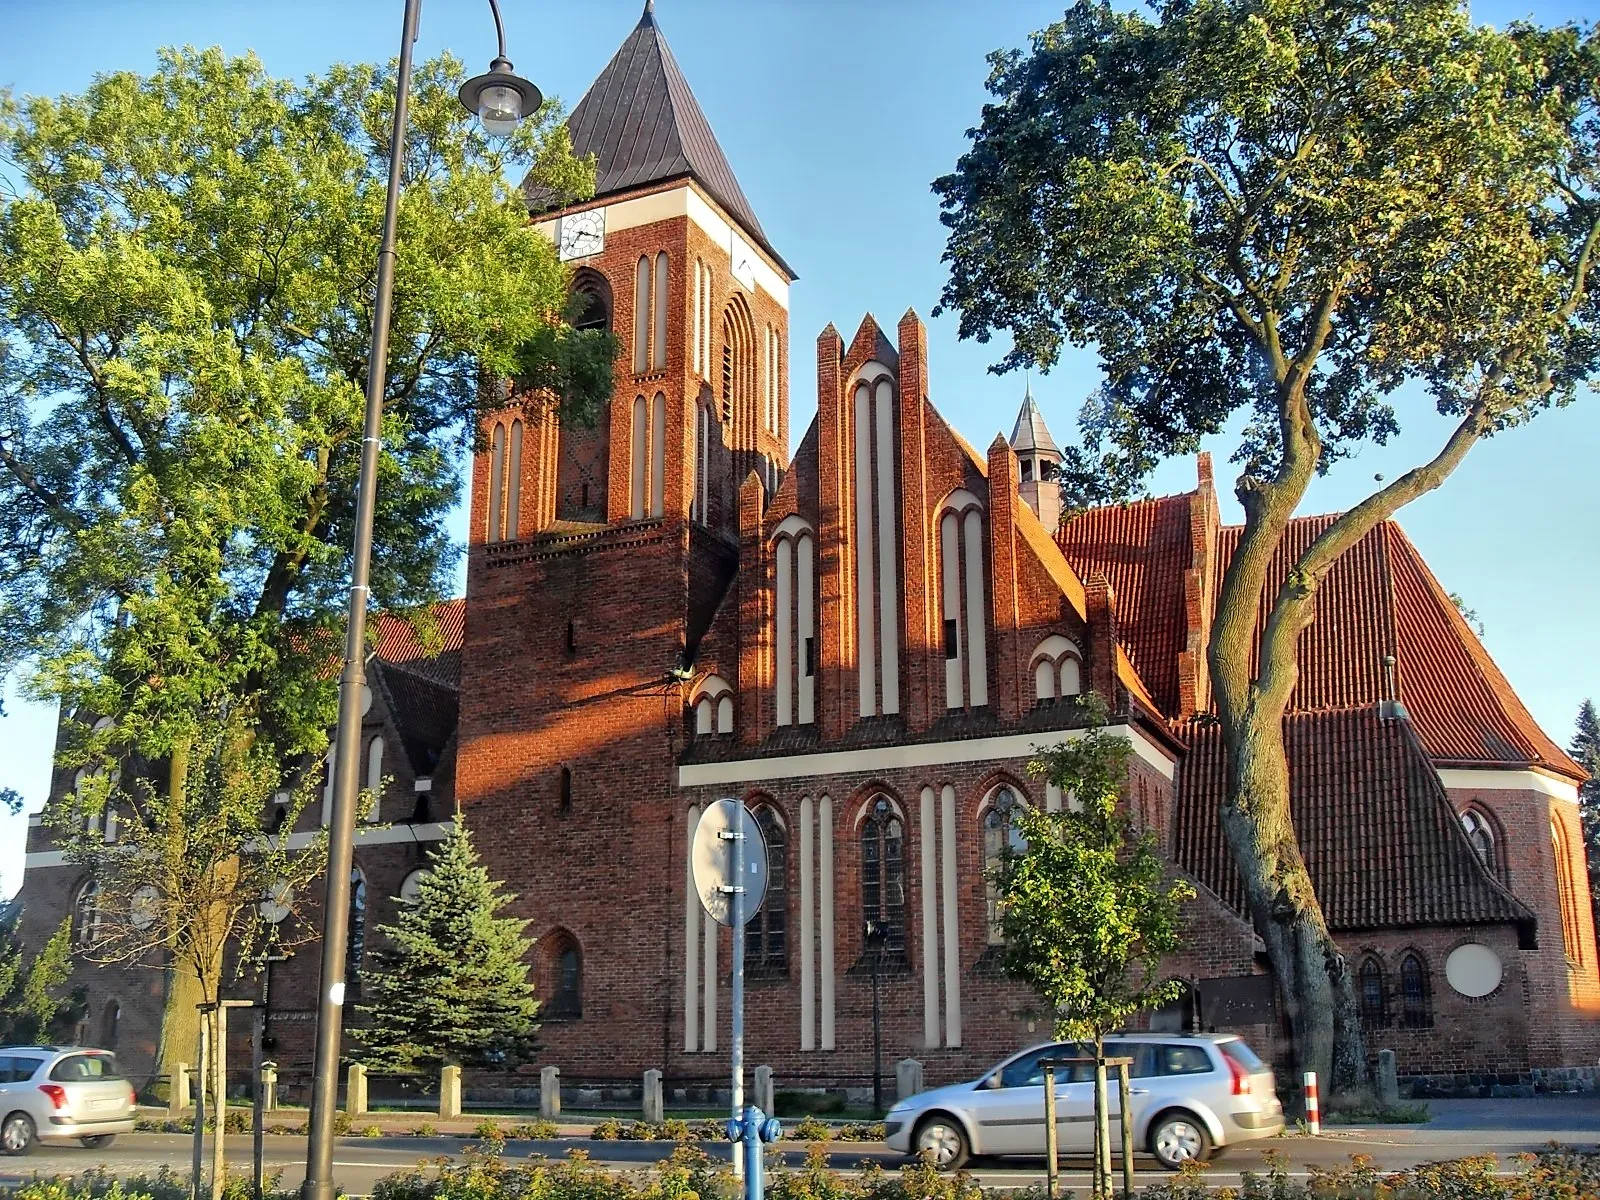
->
[361,1125,384,1138]
[331,1112,352,1137]
[788,1116,832,1142]
[591,1118,622,1141]
[660,1118,692,1142]
[510,1119,561,1139]
[618,1120,659,1141]
[474,1121,507,1152]
[411,1122,437,1138]
[689,1119,725,1142]
[835,1123,885,1143]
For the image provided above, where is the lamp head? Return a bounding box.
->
[459,56,542,136]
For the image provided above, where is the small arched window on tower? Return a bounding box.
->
[1030,635,1084,705]
[572,268,612,333]
[629,394,666,519]
[1399,952,1432,1027]
[72,880,103,950]
[558,766,573,814]
[486,418,522,543]
[938,490,989,711]
[653,252,669,371]
[1358,956,1387,1030]
[634,256,651,373]
[771,517,816,729]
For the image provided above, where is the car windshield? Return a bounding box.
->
[49,1052,124,1082]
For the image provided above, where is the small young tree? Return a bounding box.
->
[990,699,1194,1188]
[54,702,325,1200]
[1572,699,1600,956]
[0,912,80,1045]
[353,817,539,1074]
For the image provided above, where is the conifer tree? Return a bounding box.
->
[353,817,539,1073]
[1572,699,1600,953]
[0,912,80,1045]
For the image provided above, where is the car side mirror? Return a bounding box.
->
[983,1074,1002,1090]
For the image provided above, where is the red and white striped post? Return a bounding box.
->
[1302,1071,1321,1135]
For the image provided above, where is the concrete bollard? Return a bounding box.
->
[540,1066,561,1119]
[260,1062,278,1113]
[753,1065,774,1117]
[643,1069,664,1123]
[895,1058,924,1104]
[1377,1049,1399,1107]
[169,1063,191,1117]
[346,1063,368,1117]
[439,1065,462,1120]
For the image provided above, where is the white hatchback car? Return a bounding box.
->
[0,1047,138,1155]
[885,1033,1283,1171]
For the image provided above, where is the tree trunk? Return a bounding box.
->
[157,738,199,1096]
[1219,696,1368,1103]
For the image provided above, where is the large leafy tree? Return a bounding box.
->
[0,48,612,1084]
[935,0,1599,1095]
[0,910,80,1045]
[353,817,540,1073]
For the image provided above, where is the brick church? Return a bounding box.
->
[18,2,1600,1097]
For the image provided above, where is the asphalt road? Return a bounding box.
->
[3,1110,1598,1197]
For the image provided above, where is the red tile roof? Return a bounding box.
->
[1173,709,1536,930]
[1059,492,1581,780]
[370,599,464,690]
[1058,494,1193,715]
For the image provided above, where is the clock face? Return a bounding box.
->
[729,231,757,291]
[559,208,606,261]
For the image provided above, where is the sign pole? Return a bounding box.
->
[728,814,746,1180]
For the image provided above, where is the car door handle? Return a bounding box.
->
[1130,1088,1149,1095]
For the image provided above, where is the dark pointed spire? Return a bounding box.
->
[524,3,792,278]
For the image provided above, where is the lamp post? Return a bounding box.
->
[864,918,886,1116]
[299,7,538,1200]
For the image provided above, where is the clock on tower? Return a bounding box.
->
[559,208,606,261]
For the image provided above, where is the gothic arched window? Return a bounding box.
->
[746,805,788,975]
[861,800,906,963]
[346,867,367,997]
[982,788,1027,945]
[72,880,102,950]
[545,932,583,1020]
[1400,952,1432,1028]
[1358,956,1387,1030]
[1461,809,1497,873]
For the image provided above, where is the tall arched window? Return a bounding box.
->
[572,269,612,332]
[72,880,102,950]
[938,491,988,711]
[982,788,1027,946]
[558,766,573,814]
[630,396,648,519]
[100,1000,121,1050]
[346,867,367,996]
[693,405,710,523]
[650,392,666,517]
[771,517,816,728]
[505,419,522,540]
[721,297,755,432]
[1461,809,1497,873]
[861,799,906,963]
[629,394,666,519]
[653,252,669,371]
[545,932,583,1020]
[487,422,505,542]
[1358,956,1387,1030]
[1553,818,1584,963]
[1400,953,1432,1028]
[633,255,651,373]
[693,260,714,378]
[747,805,788,975]
[852,364,900,718]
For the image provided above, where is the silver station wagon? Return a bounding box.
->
[0,1047,137,1155]
[885,1033,1283,1171]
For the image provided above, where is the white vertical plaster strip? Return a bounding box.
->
[631,397,647,519]
[940,783,961,1047]
[684,804,701,1053]
[941,512,963,708]
[820,794,836,1050]
[702,902,718,1052]
[1046,781,1062,813]
[776,539,794,727]
[919,785,940,1049]
[854,383,876,717]
[875,379,900,715]
[963,510,988,708]
[798,535,816,724]
[799,795,815,1051]
[693,261,702,376]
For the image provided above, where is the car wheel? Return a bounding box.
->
[80,1134,118,1149]
[1,1112,36,1156]
[1149,1110,1210,1170]
[912,1115,970,1171]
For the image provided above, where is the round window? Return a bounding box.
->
[399,870,426,904]
[1445,942,1502,997]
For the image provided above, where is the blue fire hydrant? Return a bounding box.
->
[726,1105,783,1200]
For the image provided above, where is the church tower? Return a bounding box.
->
[453,1,794,1072]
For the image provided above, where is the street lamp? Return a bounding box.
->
[300,5,537,1200]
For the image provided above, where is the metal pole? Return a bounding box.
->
[870,955,882,1116]
[302,2,419,1198]
[1094,1058,1112,1200]
[728,805,746,1182]
[192,1013,207,1200]
[252,998,265,1200]
[1042,1063,1059,1200]
[1117,1062,1134,1200]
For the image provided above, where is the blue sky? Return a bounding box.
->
[2,0,1596,895]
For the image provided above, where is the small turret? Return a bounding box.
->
[1009,382,1063,531]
